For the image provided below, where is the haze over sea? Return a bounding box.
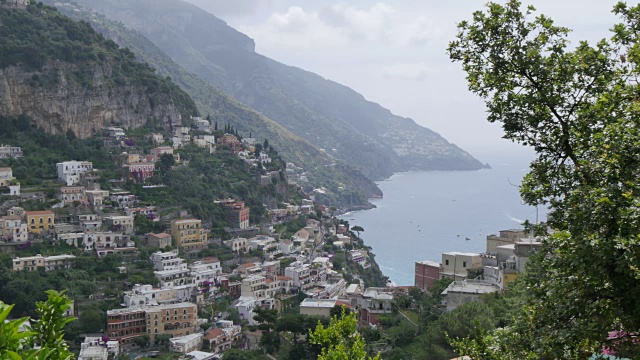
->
[341,148,545,286]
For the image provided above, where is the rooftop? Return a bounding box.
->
[417,260,441,267]
[443,251,481,257]
[300,298,337,309]
[441,280,501,295]
[25,210,54,216]
[170,333,202,345]
[149,232,171,238]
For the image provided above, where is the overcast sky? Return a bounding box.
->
[183,0,620,159]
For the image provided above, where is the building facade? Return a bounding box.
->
[56,161,93,186]
[25,210,55,234]
[415,260,441,291]
[171,219,207,251]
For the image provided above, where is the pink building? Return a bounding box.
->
[59,186,88,206]
[415,260,441,291]
[124,163,155,183]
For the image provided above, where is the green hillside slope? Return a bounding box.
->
[59,0,487,180]
[42,0,381,206]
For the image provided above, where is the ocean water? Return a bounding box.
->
[340,151,544,285]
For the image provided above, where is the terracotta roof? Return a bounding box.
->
[25,210,54,216]
[277,276,292,281]
[240,262,256,268]
[335,300,352,309]
[204,328,224,340]
[203,257,220,263]
[265,279,273,283]
[149,232,171,238]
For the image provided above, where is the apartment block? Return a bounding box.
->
[0,144,23,159]
[223,200,250,229]
[124,162,155,183]
[415,260,441,291]
[439,252,483,281]
[171,219,207,251]
[12,254,75,272]
[25,210,55,234]
[56,161,93,186]
[0,216,28,242]
[103,215,134,235]
[107,302,198,348]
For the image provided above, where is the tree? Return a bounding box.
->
[0,290,75,360]
[79,308,104,333]
[309,309,380,360]
[351,226,364,238]
[253,307,279,354]
[448,0,640,357]
[158,152,175,173]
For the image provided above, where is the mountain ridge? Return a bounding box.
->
[42,0,383,206]
[62,0,488,180]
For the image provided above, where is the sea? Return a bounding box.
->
[340,150,545,286]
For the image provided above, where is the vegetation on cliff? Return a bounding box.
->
[56,0,486,181]
[0,3,198,128]
[43,0,381,207]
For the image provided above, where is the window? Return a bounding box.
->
[445,259,449,266]
[463,261,467,268]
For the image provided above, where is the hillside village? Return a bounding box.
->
[0,115,391,359]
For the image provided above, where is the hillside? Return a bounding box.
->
[57,0,487,180]
[41,0,382,207]
[0,3,198,138]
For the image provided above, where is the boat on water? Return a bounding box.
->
[465,237,471,241]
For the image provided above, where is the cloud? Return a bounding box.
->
[382,62,435,81]
[241,2,442,50]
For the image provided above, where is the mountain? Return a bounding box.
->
[57,0,487,180]
[37,0,382,207]
[0,3,198,138]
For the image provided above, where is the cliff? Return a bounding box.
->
[0,4,198,138]
[0,62,187,138]
[67,0,487,179]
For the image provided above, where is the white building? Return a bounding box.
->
[0,144,23,159]
[0,167,19,195]
[258,152,271,164]
[56,161,93,186]
[284,261,312,291]
[0,216,28,242]
[104,127,126,140]
[441,279,500,311]
[103,215,135,235]
[234,296,258,325]
[170,333,203,354]
[223,237,249,253]
[440,252,483,281]
[78,337,119,360]
[83,232,131,252]
[192,117,211,133]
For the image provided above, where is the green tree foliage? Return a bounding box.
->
[140,145,293,226]
[0,290,74,360]
[0,4,197,117]
[309,310,380,360]
[253,307,279,354]
[78,308,105,333]
[448,0,640,357]
[350,226,364,238]
[0,115,116,185]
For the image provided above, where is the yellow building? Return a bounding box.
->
[12,254,75,272]
[171,219,207,251]
[25,210,55,234]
